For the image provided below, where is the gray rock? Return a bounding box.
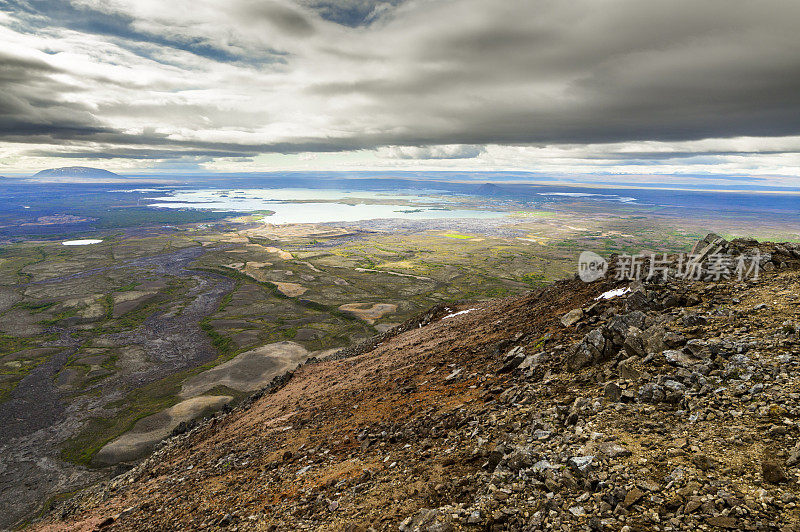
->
[663,331,686,347]
[444,368,462,381]
[787,447,800,467]
[506,447,533,471]
[466,510,482,525]
[399,508,442,532]
[498,355,526,373]
[518,352,545,370]
[561,309,583,327]
[625,287,650,311]
[681,312,707,326]
[618,357,642,381]
[690,233,730,262]
[568,456,594,475]
[685,339,707,356]
[623,327,646,358]
[638,383,665,403]
[762,459,788,484]
[598,441,632,458]
[505,345,525,359]
[664,349,700,367]
[662,379,687,403]
[603,382,622,402]
[607,311,647,345]
[567,328,610,371]
[642,324,669,355]
[532,460,556,472]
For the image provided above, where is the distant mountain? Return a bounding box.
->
[475,182,508,197]
[32,166,121,179]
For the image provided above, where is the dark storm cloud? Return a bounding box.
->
[0,50,112,139]
[303,0,800,147]
[2,0,800,169]
[28,147,260,159]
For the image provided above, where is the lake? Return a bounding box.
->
[147,188,508,224]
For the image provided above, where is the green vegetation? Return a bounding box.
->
[200,320,234,354]
[509,210,556,218]
[1,205,749,471]
[88,207,235,229]
[521,272,547,287]
[60,373,184,465]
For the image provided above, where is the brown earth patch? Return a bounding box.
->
[338,302,398,323]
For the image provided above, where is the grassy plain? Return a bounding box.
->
[1,206,795,474]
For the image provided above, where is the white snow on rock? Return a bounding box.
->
[442,308,478,319]
[594,287,631,300]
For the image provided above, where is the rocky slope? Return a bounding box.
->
[32,236,800,531]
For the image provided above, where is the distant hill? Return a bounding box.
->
[475,182,508,197]
[32,166,121,179]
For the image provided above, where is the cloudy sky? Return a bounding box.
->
[1,0,800,185]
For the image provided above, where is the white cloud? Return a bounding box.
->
[378,144,484,159]
[0,0,798,185]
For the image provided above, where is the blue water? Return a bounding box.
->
[0,174,797,239]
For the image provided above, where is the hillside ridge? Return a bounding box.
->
[33,236,800,531]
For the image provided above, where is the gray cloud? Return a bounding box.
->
[299,0,404,26]
[0,51,112,139]
[305,0,800,146]
[1,0,799,176]
[236,1,316,37]
[28,147,260,159]
[380,144,484,159]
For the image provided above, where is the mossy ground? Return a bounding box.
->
[2,211,796,469]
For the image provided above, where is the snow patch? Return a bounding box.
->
[594,287,631,300]
[62,239,103,246]
[442,308,478,319]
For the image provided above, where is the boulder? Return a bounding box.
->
[762,458,788,484]
[642,324,669,355]
[560,308,583,327]
[603,382,623,402]
[618,357,642,381]
[598,441,632,458]
[518,352,546,370]
[623,327,646,358]
[567,328,610,371]
[625,286,650,311]
[664,349,700,367]
[690,233,730,262]
[638,383,665,403]
[568,456,594,475]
